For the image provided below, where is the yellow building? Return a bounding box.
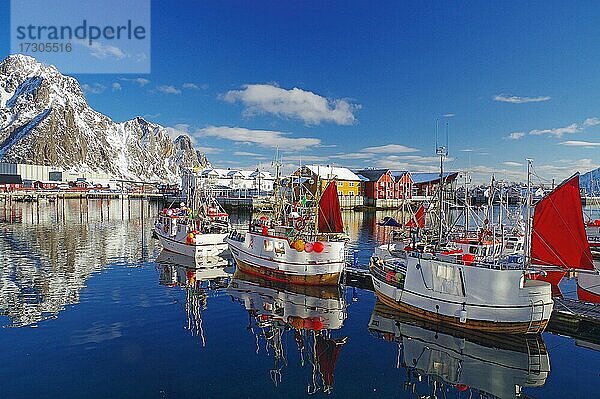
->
[292,165,362,197]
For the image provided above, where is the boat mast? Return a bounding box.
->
[272,148,283,221]
[524,159,533,267]
[436,144,447,246]
[464,171,469,233]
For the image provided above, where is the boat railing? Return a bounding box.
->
[408,251,526,271]
[228,230,245,242]
[370,260,405,288]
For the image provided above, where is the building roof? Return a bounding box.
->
[391,170,410,182]
[411,172,459,185]
[305,165,361,181]
[353,168,389,182]
[0,174,22,184]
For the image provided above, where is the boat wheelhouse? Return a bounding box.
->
[227,176,348,286]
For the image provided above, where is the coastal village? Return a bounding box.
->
[4,160,598,208]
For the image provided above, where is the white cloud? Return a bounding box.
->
[583,117,600,127]
[502,161,523,167]
[494,94,551,103]
[362,144,419,153]
[233,151,262,156]
[120,77,151,87]
[529,123,579,137]
[165,124,190,141]
[81,83,106,94]
[196,126,321,151]
[183,83,200,90]
[283,154,330,162]
[330,152,374,159]
[195,146,221,154]
[111,82,121,91]
[76,40,126,60]
[222,84,358,125]
[156,85,182,95]
[443,113,455,117]
[505,132,525,140]
[560,140,600,148]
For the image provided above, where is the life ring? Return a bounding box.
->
[295,218,306,230]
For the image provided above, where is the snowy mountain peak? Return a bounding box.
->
[0,55,209,182]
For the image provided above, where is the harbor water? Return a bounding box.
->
[0,199,599,398]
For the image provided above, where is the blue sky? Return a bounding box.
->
[1,1,599,182]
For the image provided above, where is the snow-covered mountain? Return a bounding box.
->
[0,54,209,182]
[581,167,600,196]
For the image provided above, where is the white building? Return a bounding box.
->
[181,167,274,201]
[0,162,115,187]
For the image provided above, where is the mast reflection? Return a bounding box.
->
[156,250,232,346]
[228,270,348,394]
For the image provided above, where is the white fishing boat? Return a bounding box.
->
[369,159,575,334]
[368,301,550,399]
[227,269,347,393]
[227,160,347,286]
[154,200,230,258]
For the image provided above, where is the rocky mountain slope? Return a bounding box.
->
[0,54,208,182]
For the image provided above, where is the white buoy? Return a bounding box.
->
[459,309,467,323]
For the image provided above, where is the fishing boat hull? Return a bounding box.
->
[227,232,345,286]
[577,272,600,303]
[155,226,228,258]
[371,255,553,334]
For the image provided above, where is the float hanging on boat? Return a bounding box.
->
[226,172,347,286]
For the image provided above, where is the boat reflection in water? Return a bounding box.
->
[368,301,550,399]
[227,270,347,394]
[156,250,233,346]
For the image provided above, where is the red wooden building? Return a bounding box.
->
[0,174,23,192]
[355,169,413,199]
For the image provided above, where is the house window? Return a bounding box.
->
[337,181,343,186]
[349,182,354,187]
[349,191,354,196]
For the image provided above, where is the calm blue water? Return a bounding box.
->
[0,200,599,398]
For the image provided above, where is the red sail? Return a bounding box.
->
[531,174,594,270]
[406,204,426,228]
[318,181,344,233]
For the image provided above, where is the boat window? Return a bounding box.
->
[264,239,274,252]
[275,241,285,255]
[469,246,477,254]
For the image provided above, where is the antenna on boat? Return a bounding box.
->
[436,141,448,247]
[524,158,534,267]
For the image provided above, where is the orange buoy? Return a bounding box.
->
[295,239,305,252]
